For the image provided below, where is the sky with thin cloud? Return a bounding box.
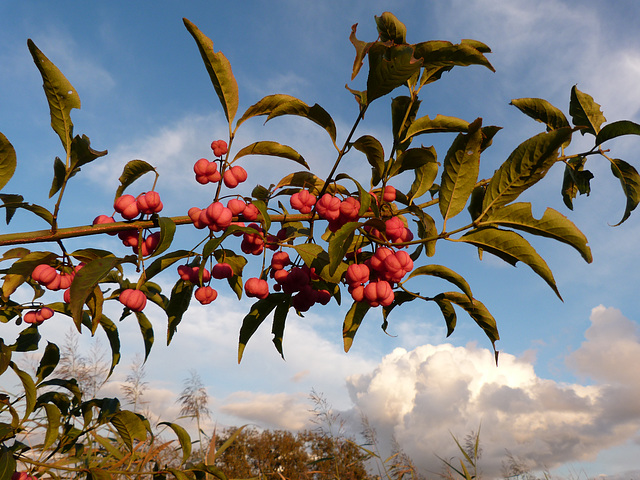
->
[2,1,640,478]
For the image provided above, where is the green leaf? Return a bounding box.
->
[183,18,238,125]
[236,94,298,128]
[11,326,40,352]
[150,217,176,258]
[0,446,17,480]
[36,342,60,383]
[477,202,592,262]
[0,133,16,192]
[6,251,57,277]
[609,158,640,225]
[87,468,113,480]
[166,280,194,345]
[439,120,483,222]
[110,410,147,451]
[233,141,308,169]
[403,114,469,141]
[406,265,473,301]
[69,134,107,171]
[145,250,192,281]
[334,172,371,216]
[389,145,438,179]
[98,315,121,376]
[561,157,593,210]
[158,422,192,465]
[115,160,156,199]
[433,297,457,336]
[271,296,292,359]
[510,98,570,132]
[167,468,191,480]
[213,249,247,300]
[49,156,67,198]
[42,403,61,450]
[596,120,640,146]
[238,294,285,363]
[391,96,421,155]
[349,23,374,81]
[569,85,606,136]
[27,39,80,151]
[0,194,23,224]
[458,226,562,299]
[381,290,415,332]
[413,40,495,73]
[10,362,36,420]
[328,222,360,276]
[353,135,385,182]
[343,301,371,352]
[375,12,407,43]
[134,311,154,361]
[266,100,337,146]
[367,43,422,103]
[294,243,347,284]
[0,340,11,376]
[435,291,499,353]
[482,128,571,214]
[70,256,126,330]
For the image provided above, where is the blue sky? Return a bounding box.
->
[2,1,640,478]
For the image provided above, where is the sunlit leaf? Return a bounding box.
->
[439,120,482,222]
[158,422,192,464]
[184,18,238,125]
[149,217,176,258]
[569,85,606,136]
[0,133,17,192]
[477,202,592,262]
[134,311,154,361]
[266,100,337,146]
[375,12,407,43]
[27,39,80,151]
[110,410,147,451]
[404,114,469,141]
[510,98,570,132]
[42,403,61,450]
[406,265,473,301]
[482,128,571,214]
[457,226,562,299]
[343,301,371,352]
[367,43,422,103]
[10,362,36,420]
[595,120,640,146]
[353,135,385,181]
[236,94,297,128]
[328,222,360,277]
[413,40,495,72]
[233,141,308,169]
[294,243,347,284]
[349,23,374,80]
[609,158,640,226]
[115,160,156,199]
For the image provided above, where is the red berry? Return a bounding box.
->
[242,203,259,221]
[364,280,394,307]
[227,198,247,216]
[271,251,290,270]
[210,140,228,157]
[205,202,233,232]
[383,185,396,202]
[32,264,57,285]
[119,229,140,248]
[316,194,341,221]
[23,311,40,324]
[290,190,316,214]
[93,215,117,235]
[119,289,147,312]
[114,195,140,220]
[212,262,234,279]
[137,191,163,214]
[194,286,218,305]
[223,165,248,188]
[64,288,71,303]
[194,158,221,184]
[245,277,269,299]
[345,263,370,287]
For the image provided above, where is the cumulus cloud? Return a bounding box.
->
[345,305,640,477]
[219,391,311,430]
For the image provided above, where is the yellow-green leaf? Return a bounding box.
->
[233,141,308,169]
[0,133,16,192]
[569,85,606,136]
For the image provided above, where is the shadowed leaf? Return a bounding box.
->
[0,133,16,192]
[353,135,385,181]
[134,311,154,361]
[510,98,570,132]
[596,120,640,146]
[562,157,593,210]
[233,141,308,169]
[609,158,640,225]
[404,114,469,141]
[406,265,473,301]
[266,100,337,146]
[343,301,371,352]
[375,12,407,43]
[36,342,60,383]
[367,43,422,103]
[115,160,156,199]
[238,294,285,363]
[570,85,606,136]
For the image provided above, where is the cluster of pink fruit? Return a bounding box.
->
[25,263,85,323]
[176,262,234,306]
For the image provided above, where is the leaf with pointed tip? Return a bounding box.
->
[134,311,154,361]
[478,202,592,262]
[406,265,473,301]
[49,157,67,198]
[480,126,502,152]
[271,296,292,359]
[143,250,191,281]
[115,160,156,199]
[236,94,298,128]
[334,172,371,216]
[570,85,606,136]
[238,294,285,363]
[328,222,360,277]
[510,98,570,132]
[349,23,374,80]
[391,96,421,155]
[70,134,107,171]
[0,133,16,192]
[10,362,36,420]
[408,160,439,203]
[367,43,422,103]
[375,12,407,43]
[433,297,457,337]
[596,120,640,146]
[0,194,23,224]
[150,217,175,258]
[27,39,80,151]
[381,290,415,332]
[353,135,385,182]
[70,256,125,330]
[36,342,60,383]
[98,315,121,376]
[233,141,308,169]
[159,422,191,464]
[403,114,469,142]
[389,146,438,178]
[435,291,499,352]
[266,100,337,146]
[439,120,483,221]
[11,326,40,352]
[609,158,640,226]
[0,446,17,480]
[561,157,593,210]
[457,226,562,299]
[183,18,238,125]
[482,128,571,214]
[42,403,61,450]
[111,410,147,451]
[166,280,194,345]
[413,40,495,72]
[343,301,371,352]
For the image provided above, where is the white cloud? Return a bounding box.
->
[345,305,640,477]
[219,391,311,430]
